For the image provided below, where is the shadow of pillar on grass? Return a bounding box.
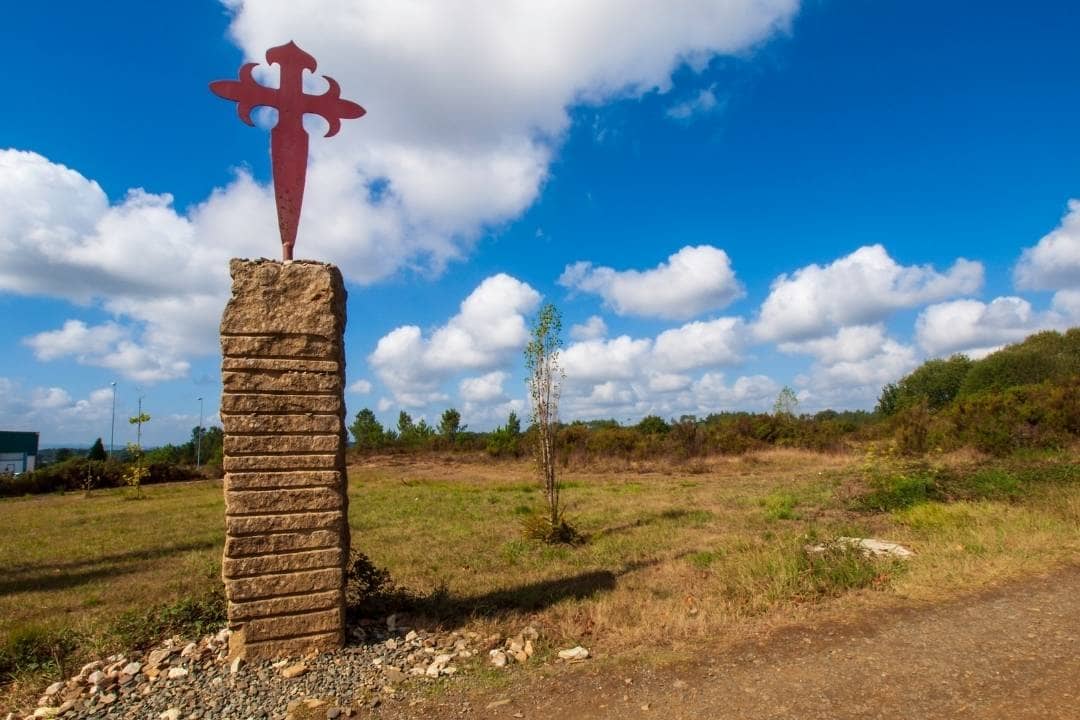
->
[346,558,658,630]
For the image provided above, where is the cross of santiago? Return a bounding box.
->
[211,41,365,261]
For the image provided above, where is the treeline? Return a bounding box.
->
[0,426,223,497]
[349,328,1079,462]
[350,405,876,461]
[876,329,1080,455]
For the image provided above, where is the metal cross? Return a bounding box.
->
[210,41,365,261]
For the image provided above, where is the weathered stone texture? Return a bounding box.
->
[220,259,349,661]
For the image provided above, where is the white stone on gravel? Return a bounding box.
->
[558,646,590,661]
[122,661,142,676]
[807,537,914,558]
[166,667,188,680]
[160,709,180,720]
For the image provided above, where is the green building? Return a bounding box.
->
[0,431,39,474]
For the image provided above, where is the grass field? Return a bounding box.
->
[2,447,1078,707]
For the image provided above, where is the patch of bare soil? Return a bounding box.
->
[387,564,1080,719]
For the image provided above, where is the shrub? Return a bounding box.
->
[109,589,225,651]
[0,624,79,681]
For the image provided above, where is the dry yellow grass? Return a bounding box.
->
[1,446,1076,696]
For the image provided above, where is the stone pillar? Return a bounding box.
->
[219,259,349,661]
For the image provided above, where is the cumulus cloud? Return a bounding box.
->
[0,379,190,445]
[220,0,798,268]
[369,274,539,407]
[459,371,510,404]
[559,245,744,320]
[348,379,373,394]
[569,315,607,341]
[3,1,799,381]
[916,296,1069,359]
[557,315,752,419]
[0,152,280,381]
[666,85,724,121]
[24,320,190,383]
[562,336,653,383]
[1015,200,1080,291]
[652,317,746,371]
[779,324,919,408]
[779,324,891,365]
[691,373,780,410]
[754,244,983,342]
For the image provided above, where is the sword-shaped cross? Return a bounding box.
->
[210,41,365,261]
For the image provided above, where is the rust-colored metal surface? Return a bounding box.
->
[210,41,365,261]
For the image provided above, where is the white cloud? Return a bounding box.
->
[666,85,724,121]
[1015,200,1080,291]
[23,319,189,383]
[562,336,653,383]
[569,315,607,341]
[348,379,373,394]
[0,151,262,382]
[778,323,919,409]
[559,245,744,320]
[778,323,890,365]
[652,317,746,371]
[3,1,799,381]
[754,244,983,342]
[31,387,74,410]
[459,371,510,403]
[691,373,780,411]
[1052,289,1080,320]
[916,297,1068,359]
[0,379,191,446]
[219,0,798,270]
[369,274,539,407]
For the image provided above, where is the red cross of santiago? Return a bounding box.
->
[210,41,365,261]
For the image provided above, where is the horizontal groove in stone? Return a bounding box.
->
[226,511,342,536]
[225,483,341,494]
[244,630,341,651]
[222,371,342,394]
[221,334,330,343]
[222,357,340,373]
[245,609,342,643]
[227,589,342,622]
[222,415,342,434]
[224,548,344,579]
[221,389,337,398]
[225,462,343,479]
[225,471,342,490]
[225,529,342,558]
[226,567,343,602]
[226,487,344,515]
[225,450,339,458]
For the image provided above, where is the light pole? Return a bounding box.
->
[109,382,117,458]
[196,397,204,468]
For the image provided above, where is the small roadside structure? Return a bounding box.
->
[0,431,39,474]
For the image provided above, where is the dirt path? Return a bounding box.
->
[397,565,1080,720]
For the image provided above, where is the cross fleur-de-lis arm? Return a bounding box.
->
[209,64,279,127]
[303,76,366,137]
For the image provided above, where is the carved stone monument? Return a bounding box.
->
[220,259,349,660]
[210,40,364,660]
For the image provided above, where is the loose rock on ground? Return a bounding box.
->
[14,619,560,720]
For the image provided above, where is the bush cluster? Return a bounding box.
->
[0,457,199,498]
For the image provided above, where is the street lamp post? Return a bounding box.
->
[109,382,117,458]
[197,397,204,468]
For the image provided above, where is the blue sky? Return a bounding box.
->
[1,0,1079,446]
